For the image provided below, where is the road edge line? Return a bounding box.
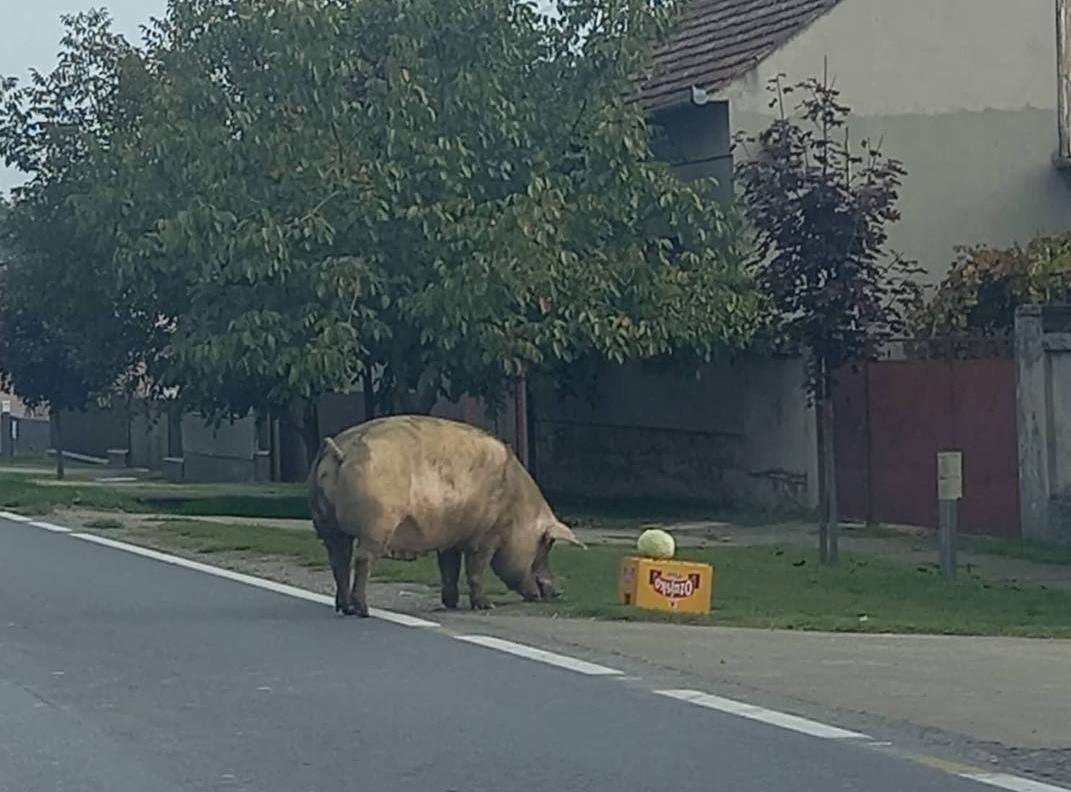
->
[454,634,623,676]
[655,688,871,740]
[0,510,34,523]
[64,531,439,628]
[28,520,72,534]
[961,773,1071,792]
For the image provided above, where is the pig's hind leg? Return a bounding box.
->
[437,548,462,609]
[464,546,495,611]
[320,528,356,616]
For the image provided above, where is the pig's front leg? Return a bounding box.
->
[464,546,495,611]
[437,548,462,609]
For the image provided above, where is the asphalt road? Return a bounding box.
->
[0,519,1011,792]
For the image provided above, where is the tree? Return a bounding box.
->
[736,69,921,563]
[84,0,758,464]
[915,237,1071,337]
[0,11,154,478]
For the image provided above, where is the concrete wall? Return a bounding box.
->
[1,415,50,457]
[53,405,129,459]
[1016,304,1071,543]
[129,403,171,471]
[721,0,1071,282]
[180,413,261,483]
[531,357,818,511]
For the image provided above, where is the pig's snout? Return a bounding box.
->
[536,573,561,601]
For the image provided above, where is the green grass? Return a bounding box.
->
[518,544,1071,638]
[0,475,139,515]
[965,537,1071,566]
[128,520,327,567]
[98,516,1071,638]
[0,470,310,519]
[150,494,311,520]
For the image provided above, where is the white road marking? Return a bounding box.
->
[67,532,439,628]
[962,774,1071,792]
[0,511,34,522]
[655,689,870,740]
[369,608,441,629]
[454,635,623,676]
[28,520,71,534]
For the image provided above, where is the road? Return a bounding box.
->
[0,518,1042,792]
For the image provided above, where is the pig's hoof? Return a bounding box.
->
[470,596,494,611]
[336,602,358,616]
[441,587,460,609]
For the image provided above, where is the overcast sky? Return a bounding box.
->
[1,0,166,192]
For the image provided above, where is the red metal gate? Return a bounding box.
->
[834,339,1021,537]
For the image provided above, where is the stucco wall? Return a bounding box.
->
[722,0,1071,281]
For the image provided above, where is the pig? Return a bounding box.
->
[307,414,583,617]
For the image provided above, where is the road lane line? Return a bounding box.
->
[961,773,1071,792]
[67,532,439,628]
[0,511,33,523]
[28,520,72,534]
[655,689,870,740]
[454,634,623,676]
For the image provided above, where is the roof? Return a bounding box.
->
[641,0,844,112]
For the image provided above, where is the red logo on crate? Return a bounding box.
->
[649,570,701,599]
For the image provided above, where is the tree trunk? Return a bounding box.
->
[54,410,65,481]
[815,398,828,564]
[300,401,321,470]
[823,397,839,564]
[513,377,529,470]
[363,373,377,421]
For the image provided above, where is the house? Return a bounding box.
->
[643,0,1071,282]
[535,0,1071,534]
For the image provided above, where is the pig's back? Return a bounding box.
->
[333,416,515,544]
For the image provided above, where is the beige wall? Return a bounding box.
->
[724,0,1071,282]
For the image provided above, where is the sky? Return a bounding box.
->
[0,0,166,192]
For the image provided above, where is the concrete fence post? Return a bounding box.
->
[937,450,962,579]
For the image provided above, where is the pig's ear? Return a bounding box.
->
[545,521,586,549]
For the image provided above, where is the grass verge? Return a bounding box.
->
[0,474,138,514]
[527,544,1071,638]
[88,518,1071,638]
[965,536,1071,566]
[0,470,308,518]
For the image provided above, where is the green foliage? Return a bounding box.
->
[914,236,1071,337]
[735,73,922,399]
[83,0,758,429]
[0,11,154,418]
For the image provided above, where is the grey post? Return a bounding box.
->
[937,451,962,579]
